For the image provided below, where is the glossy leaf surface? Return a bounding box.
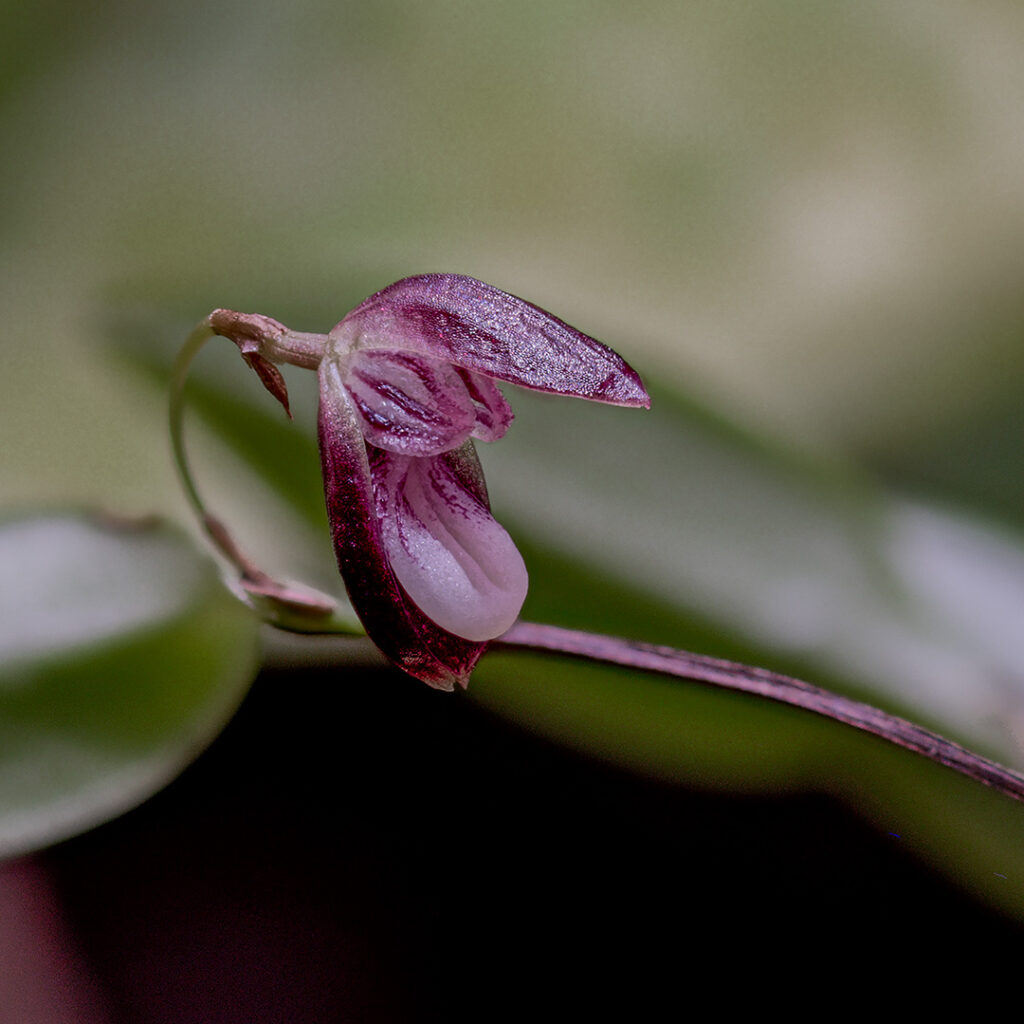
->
[0,513,260,858]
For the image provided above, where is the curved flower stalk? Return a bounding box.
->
[174,274,650,689]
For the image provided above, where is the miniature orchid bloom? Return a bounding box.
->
[206,274,649,689]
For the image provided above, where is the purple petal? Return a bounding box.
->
[372,446,528,643]
[331,274,651,408]
[343,349,477,456]
[317,357,489,689]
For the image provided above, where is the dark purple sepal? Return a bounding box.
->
[317,359,488,689]
[332,274,651,409]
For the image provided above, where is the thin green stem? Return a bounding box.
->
[169,317,356,633]
[169,320,217,526]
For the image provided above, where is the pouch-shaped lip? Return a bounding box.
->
[371,445,528,643]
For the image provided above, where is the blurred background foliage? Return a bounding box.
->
[3,0,1024,923]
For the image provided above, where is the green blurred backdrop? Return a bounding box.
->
[5,0,1024,510]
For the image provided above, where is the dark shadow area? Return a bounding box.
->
[45,663,1024,1021]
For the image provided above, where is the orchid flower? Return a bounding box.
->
[168,277,1024,809]
[182,274,649,689]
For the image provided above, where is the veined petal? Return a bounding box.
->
[343,349,477,456]
[317,357,488,689]
[372,445,528,643]
[330,274,651,408]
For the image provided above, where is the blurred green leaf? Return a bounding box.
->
[0,511,260,858]
[483,385,1024,769]
[471,648,1024,919]
[472,386,1024,917]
